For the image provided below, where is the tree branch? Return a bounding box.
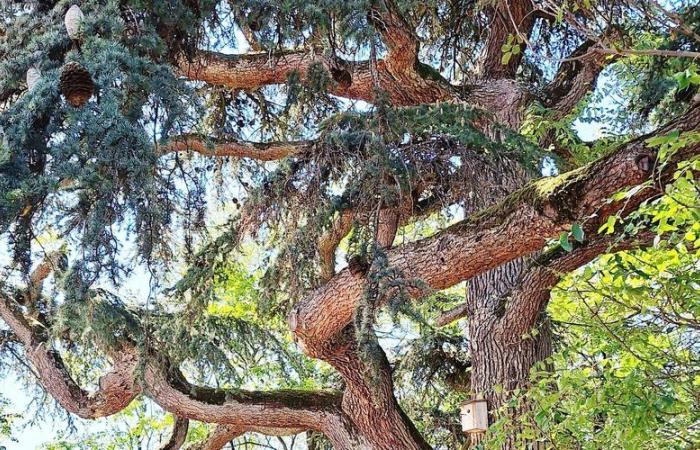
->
[159,134,311,161]
[289,104,700,356]
[477,0,536,79]
[543,39,614,119]
[0,292,140,419]
[367,0,419,73]
[160,417,190,450]
[497,231,656,337]
[193,424,244,450]
[177,1,455,108]
[435,302,469,327]
[143,361,349,440]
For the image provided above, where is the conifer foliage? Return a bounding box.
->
[0,1,698,449]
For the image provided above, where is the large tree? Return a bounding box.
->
[0,0,698,448]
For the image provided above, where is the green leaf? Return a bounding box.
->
[560,232,573,252]
[571,223,585,242]
[599,216,617,235]
[501,52,512,65]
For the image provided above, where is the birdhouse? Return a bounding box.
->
[64,5,85,40]
[460,398,488,433]
[26,68,41,90]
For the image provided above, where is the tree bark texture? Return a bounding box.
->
[2,2,699,449]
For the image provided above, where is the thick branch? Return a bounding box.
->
[0,293,140,419]
[0,292,356,445]
[543,44,607,117]
[143,362,351,442]
[290,104,700,355]
[543,38,617,119]
[160,134,310,161]
[177,49,329,91]
[498,231,656,337]
[367,0,419,73]
[477,0,536,79]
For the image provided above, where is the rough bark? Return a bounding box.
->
[477,0,536,78]
[160,134,311,160]
[290,103,700,358]
[160,417,190,450]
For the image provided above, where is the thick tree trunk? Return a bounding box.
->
[463,156,549,448]
[320,328,433,450]
[468,315,553,448]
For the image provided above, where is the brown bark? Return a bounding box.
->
[160,417,190,450]
[159,134,310,160]
[192,424,243,450]
[477,0,536,79]
[543,39,616,119]
[315,327,432,450]
[290,103,700,358]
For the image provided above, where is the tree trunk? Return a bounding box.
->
[468,314,553,448]
[321,329,433,450]
[463,159,551,448]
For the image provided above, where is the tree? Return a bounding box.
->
[0,0,698,449]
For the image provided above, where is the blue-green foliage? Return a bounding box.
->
[0,1,203,293]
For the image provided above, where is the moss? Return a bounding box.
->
[468,163,592,226]
[415,61,448,84]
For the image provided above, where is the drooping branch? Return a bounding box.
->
[289,104,700,355]
[159,134,311,161]
[0,288,361,446]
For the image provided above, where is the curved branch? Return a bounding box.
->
[159,134,311,161]
[289,104,700,355]
[497,231,656,337]
[160,417,190,450]
[543,31,621,119]
[0,293,140,419]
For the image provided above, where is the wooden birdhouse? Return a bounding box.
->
[460,398,488,433]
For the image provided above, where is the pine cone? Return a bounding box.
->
[60,62,94,107]
[64,5,84,40]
